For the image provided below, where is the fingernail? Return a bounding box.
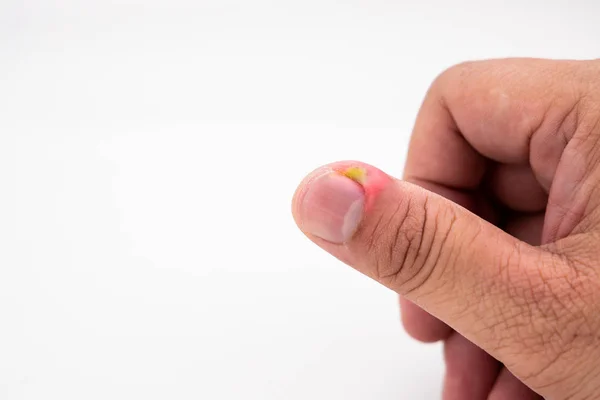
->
[299,172,365,244]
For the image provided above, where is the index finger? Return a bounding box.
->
[398,58,587,342]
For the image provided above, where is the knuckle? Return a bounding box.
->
[429,61,477,94]
[369,195,457,294]
[438,60,477,81]
[364,197,419,285]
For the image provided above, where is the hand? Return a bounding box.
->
[292,58,600,399]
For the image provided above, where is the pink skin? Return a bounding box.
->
[330,161,391,212]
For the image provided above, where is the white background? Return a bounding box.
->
[1,1,599,399]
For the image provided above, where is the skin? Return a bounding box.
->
[292,58,600,399]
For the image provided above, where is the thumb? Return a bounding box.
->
[292,161,562,364]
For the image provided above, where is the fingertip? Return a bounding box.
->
[291,161,394,243]
[443,333,500,400]
[400,297,453,342]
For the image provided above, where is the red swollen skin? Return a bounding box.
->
[332,161,392,213]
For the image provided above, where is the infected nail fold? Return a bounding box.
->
[339,166,368,185]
